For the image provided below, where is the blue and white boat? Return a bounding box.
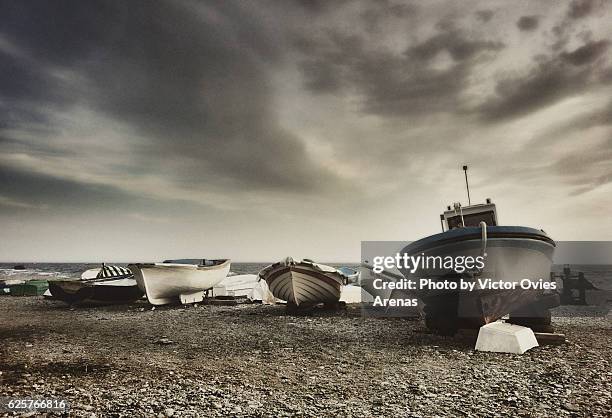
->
[337,266,360,284]
[399,198,557,334]
[394,166,557,333]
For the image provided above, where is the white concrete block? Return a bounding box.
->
[475,322,539,354]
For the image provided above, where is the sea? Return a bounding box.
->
[1,262,610,317]
[0,263,609,289]
[0,262,360,282]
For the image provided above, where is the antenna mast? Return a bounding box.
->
[463,165,471,205]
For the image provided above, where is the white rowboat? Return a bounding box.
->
[128,259,230,305]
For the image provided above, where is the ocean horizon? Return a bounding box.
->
[1,262,610,291]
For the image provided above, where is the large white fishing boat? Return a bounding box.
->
[128,259,231,305]
[398,167,557,334]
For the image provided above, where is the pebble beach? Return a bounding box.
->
[1,296,610,417]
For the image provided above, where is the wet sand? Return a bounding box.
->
[1,297,611,417]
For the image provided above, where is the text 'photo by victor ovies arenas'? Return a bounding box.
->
[0,0,611,417]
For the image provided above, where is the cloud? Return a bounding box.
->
[567,0,602,19]
[296,26,504,117]
[475,10,494,23]
[292,0,349,14]
[0,194,46,210]
[126,212,170,224]
[0,0,345,204]
[517,15,539,31]
[1,0,612,259]
[535,98,612,143]
[560,39,610,66]
[408,29,504,62]
[552,0,606,51]
[360,0,416,32]
[478,40,611,122]
[550,138,612,195]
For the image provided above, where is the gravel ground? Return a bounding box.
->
[1,296,610,417]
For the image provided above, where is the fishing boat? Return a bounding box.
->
[1,279,23,295]
[337,266,360,284]
[258,258,348,308]
[48,264,143,306]
[398,166,557,334]
[128,259,231,305]
[212,274,276,303]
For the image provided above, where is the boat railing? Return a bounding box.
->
[480,221,488,259]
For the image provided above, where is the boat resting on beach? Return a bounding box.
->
[258,258,348,308]
[398,199,558,334]
[212,273,275,303]
[337,266,360,285]
[128,259,231,305]
[48,264,143,306]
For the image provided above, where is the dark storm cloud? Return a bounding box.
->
[0,165,145,214]
[0,162,229,226]
[479,39,611,122]
[297,26,504,116]
[360,0,416,32]
[567,0,602,19]
[408,29,504,62]
[0,0,611,260]
[475,10,494,23]
[516,16,539,32]
[552,0,605,51]
[0,0,343,196]
[560,39,610,66]
[292,0,341,14]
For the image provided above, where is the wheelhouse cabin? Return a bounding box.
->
[440,199,498,231]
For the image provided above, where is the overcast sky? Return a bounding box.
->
[1,0,611,262]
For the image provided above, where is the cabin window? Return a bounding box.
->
[447,216,462,229]
[447,211,496,229]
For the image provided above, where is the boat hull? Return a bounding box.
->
[398,226,556,329]
[129,260,231,305]
[259,260,346,306]
[48,280,143,306]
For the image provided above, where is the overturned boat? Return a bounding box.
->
[258,258,348,308]
[212,274,275,303]
[128,259,231,305]
[48,264,143,306]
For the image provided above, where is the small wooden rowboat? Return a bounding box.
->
[48,264,143,306]
[128,259,231,305]
[258,258,348,308]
